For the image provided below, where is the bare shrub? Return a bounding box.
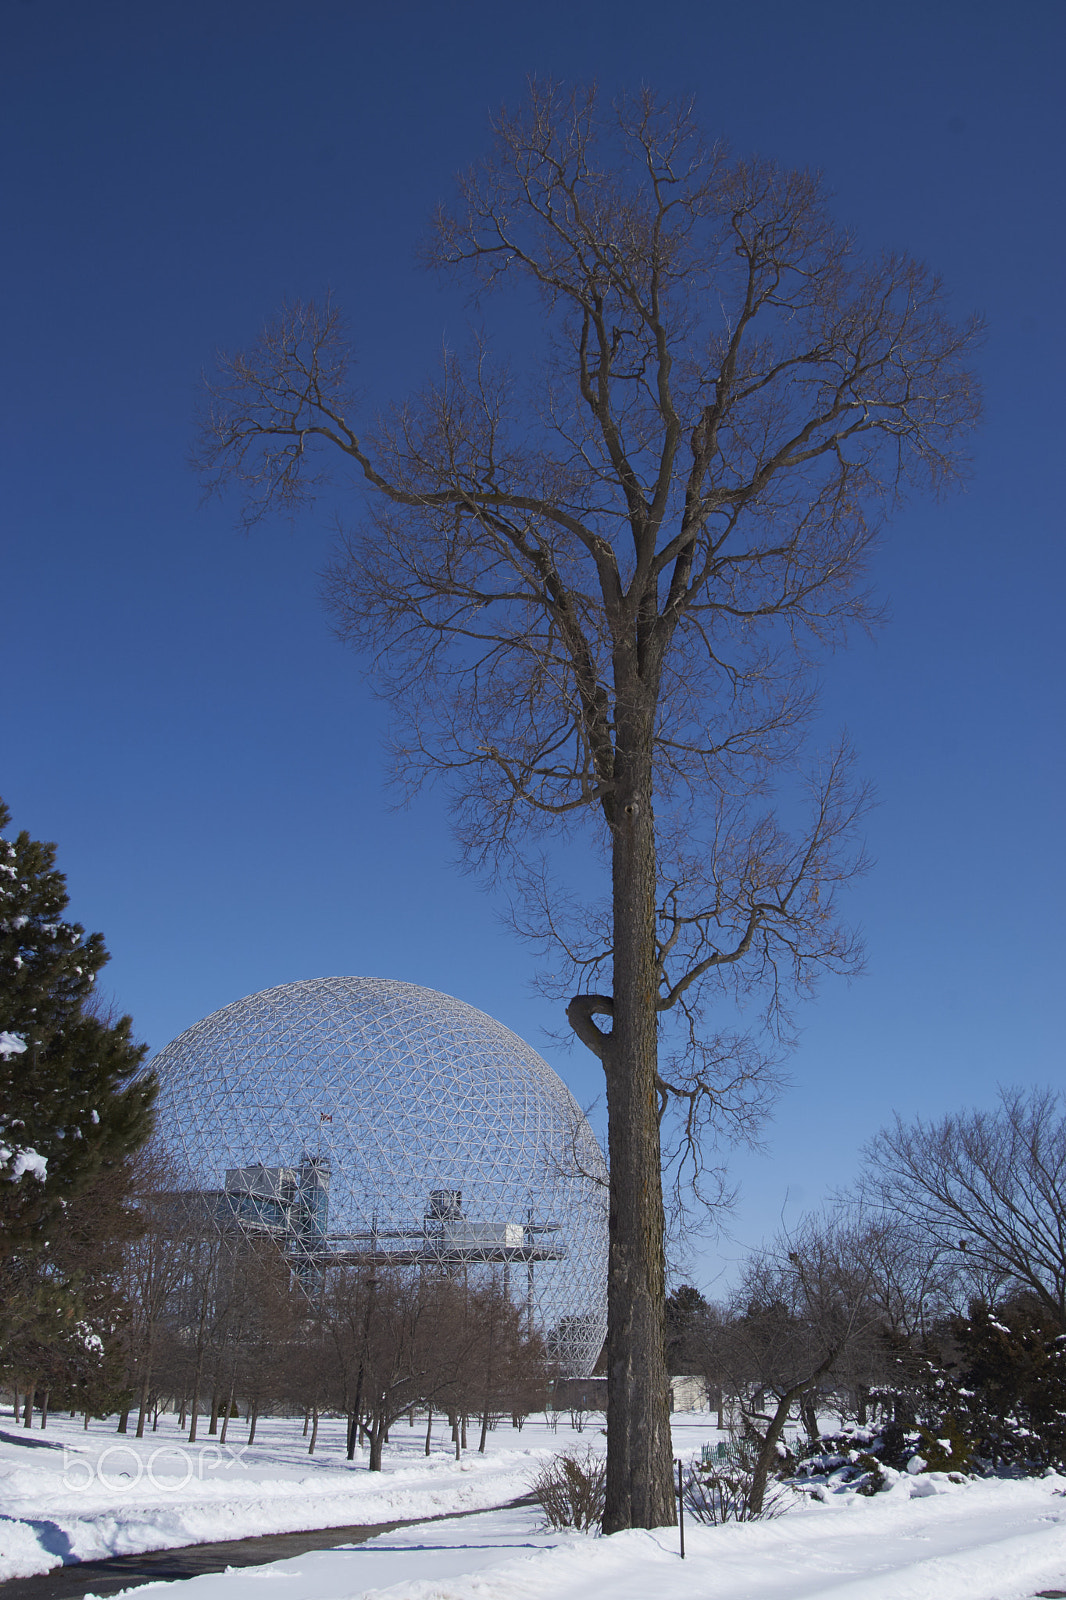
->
[683,1438,791,1524]
[533,1447,607,1532]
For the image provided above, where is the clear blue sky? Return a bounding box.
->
[3,0,1063,1289]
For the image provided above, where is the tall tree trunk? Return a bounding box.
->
[136,1359,153,1439]
[117,1407,129,1434]
[188,1370,202,1442]
[424,1407,432,1456]
[368,1409,385,1471]
[308,1403,319,1455]
[350,1353,369,1458]
[187,1286,210,1443]
[247,1400,258,1445]
[186,1273,211,1452]
[23,1385,34,1427]
[219,1367,237,1444]
[39,1389,49,1430]
[602,764,676,1533]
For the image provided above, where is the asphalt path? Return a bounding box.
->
[0,1495,537,1600]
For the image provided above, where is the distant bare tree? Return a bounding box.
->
[848,1196,961,1346]
[118,1150,194,1437]
[197,84,981,1527]
[864,1087,1066,1329]
[315,1267,377,1457]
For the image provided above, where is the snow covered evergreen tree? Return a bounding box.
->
[949,1299,1066,1471]
[0,799,156,1363]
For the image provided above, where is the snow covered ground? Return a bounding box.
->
[2,1410,1066,1600]
[0,1408,593,1582]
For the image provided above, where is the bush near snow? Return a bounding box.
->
[788,1425,902,1496]
[783,1301,1066,1493]
[876,1302,1066,1475]
[948,1300,1066,1472]
[683,1437,792,1522]
[531,1447,607,1531]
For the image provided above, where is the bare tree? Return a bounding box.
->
[705,1212,888,1511]
[864,1087,1066,1329]
[117,1150,196,1437]
[197,84,981,1528]
[848,1195,961,1346]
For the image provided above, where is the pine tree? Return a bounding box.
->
[951,1299,1066,1471]
[665,1285,710,1375]
[0,799,156,1363]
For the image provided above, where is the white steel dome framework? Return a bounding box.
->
[148,977,608,1375]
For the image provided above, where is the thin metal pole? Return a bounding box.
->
[677,1458,685,1558]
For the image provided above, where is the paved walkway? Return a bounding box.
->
[0,1497,535,1600]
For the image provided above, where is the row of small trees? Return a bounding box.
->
[118,1192,550,1465]
[8,1159,551,1466]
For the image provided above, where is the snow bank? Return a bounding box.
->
[342,1472,1066,1600]
[5,1410,1065,1600]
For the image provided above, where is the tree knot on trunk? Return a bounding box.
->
[567,994,614,1059]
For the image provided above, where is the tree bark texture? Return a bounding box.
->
[368,1411,386,1471]
[603,768,676,1532]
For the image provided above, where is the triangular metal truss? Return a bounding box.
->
[147,976,608,1375]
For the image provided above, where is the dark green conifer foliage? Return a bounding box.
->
[952,1299,1066,1471]
[0,799,156,1349]
[665,1284,709,1374]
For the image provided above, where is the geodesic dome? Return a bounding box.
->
[147,976,607,1374]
